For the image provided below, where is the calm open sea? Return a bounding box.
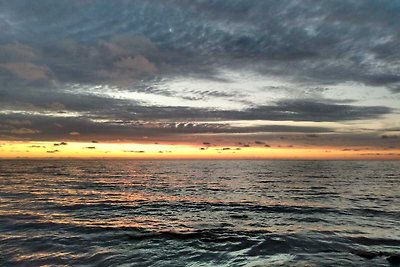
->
[0,160,399,266]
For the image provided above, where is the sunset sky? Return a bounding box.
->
[0,0,399,159]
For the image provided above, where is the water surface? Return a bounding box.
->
[0,160,399,266]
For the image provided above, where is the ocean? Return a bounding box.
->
[0,160,399,266]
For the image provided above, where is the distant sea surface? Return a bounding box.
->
[0,160,399,266]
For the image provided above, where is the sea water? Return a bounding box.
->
[0,160,399,266]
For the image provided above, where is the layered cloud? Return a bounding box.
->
[0,0,399,150]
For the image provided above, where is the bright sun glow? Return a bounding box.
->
[1,141,399,160]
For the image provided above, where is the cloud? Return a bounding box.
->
[113,55,157,74]
[125,100,390,122]
[4,120,31,126]
[1,79,391,124]
[0,0,399,103]
[242,100,392,122]
[0,42,38,62]
[0,34,159,87]
[0,112,337,143]
[0,0,398,91]
[0,62,51,81]
[381,135,398,139]
[0,0,399,149]
[9,128,40,135]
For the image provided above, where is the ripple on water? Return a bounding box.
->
[0,160,399,266]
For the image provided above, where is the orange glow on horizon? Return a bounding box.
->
[0,140,399,160]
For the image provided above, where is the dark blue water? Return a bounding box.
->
[0,160,399,266]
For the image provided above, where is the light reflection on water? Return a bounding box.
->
[0,160,399,266]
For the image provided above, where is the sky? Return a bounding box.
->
[0,0,399,159]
